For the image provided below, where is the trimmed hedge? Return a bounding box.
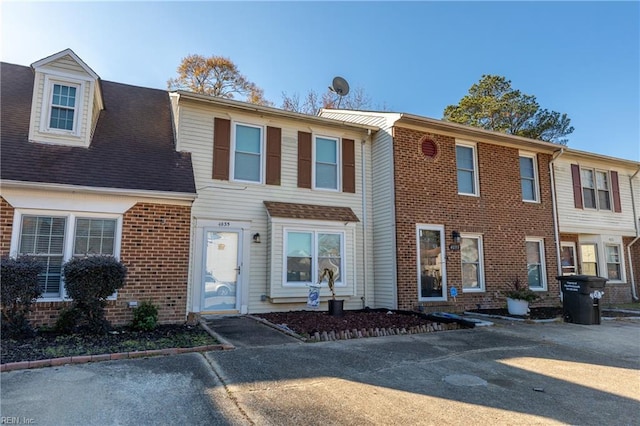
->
[1,256,43,338]
[61,256,127,334]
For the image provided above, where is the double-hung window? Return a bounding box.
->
[314,136,339,190]
[456,142,478,196]
[49,83,77,131]
[525,238,546,290]
[285,230,344,286]
[461,234,484,292]
[519,154,539,202]
[581,168,611,210]
[16,212,120,299]
[232,123,263,183]
[605,245,621,280]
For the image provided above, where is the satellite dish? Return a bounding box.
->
[329,76,350,96]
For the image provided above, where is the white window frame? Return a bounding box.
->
[455,140,479,196]
[580,167,612,211]
[39,74,85,137]
[10,209,122,301]
[579,243,599,276]
[560,241,577,276]
[312,134,341,191]
[604,244,623,282]
[519,152,540,203]
[282,228,346,288]
[461,233,485,293]
[525,237,547,291]
[230,121,265,184]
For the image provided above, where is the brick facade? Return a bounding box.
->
[1,198,192,327]
[1,196,14,255]
[392,128,559,311]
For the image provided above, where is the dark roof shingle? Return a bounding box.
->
[263,201,360,222]
[0,62,196,195]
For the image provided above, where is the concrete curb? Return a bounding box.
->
[199,319,236,350]
[247,314,308,341]
[0,344,227,373]
[464,311,563,323]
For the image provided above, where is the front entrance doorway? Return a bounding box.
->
[417,225,447,301]
[202,229,242,312]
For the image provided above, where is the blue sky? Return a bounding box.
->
[2,1,638,160]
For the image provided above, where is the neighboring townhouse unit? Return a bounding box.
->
[169,92,377,316]
[320,109,563,312]
[0,50,197,326]
[553,149,640,304]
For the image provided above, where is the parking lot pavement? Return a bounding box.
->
[1,353,250,426]
[2,318,638,425]
[204,318,640,425]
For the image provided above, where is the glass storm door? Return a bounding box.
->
[418,226,447,301]
[202,230,241,312]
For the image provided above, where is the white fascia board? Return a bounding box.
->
[173,92,378,134]
[0,180,197,202]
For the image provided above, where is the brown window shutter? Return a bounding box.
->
[213,118,230,180]
[342,138,356,193]
[266,126,281,185]
[571,164,583,209]
[298,131,312,188]
[610,171,622,213]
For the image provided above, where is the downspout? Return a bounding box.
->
[626,167,640,301]
[549,148,565,297]
[360,131,370,308]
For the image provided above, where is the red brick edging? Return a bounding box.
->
[1,344,228,373]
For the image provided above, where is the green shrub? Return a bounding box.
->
[131,301,159,331]
[62,256,127,334]
[54,307,80,334]
[0,256,43,338]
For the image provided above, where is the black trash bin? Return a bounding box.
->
[557,275,607,325]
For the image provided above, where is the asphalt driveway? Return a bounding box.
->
[2,318,639,425]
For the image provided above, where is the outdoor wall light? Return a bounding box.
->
[451,230,461,244]
[253,233,261,243]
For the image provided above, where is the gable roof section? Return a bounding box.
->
[31,48,100,80]
[264,201,360,222]
[1,62,196,195]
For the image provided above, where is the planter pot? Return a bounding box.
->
[506,298,530,316]
[328,299,344,317]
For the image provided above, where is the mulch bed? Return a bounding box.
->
[1,324,218,365]
[255,310,464,342]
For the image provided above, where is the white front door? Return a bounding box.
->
[202,229,242,312]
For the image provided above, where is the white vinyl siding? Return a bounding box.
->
[553,159,637,235]
[319,110,399,309]
[174,100,372,313]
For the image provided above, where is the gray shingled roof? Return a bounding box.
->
[0,62,196,195]
[264,201,360,222]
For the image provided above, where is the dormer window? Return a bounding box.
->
[49,83,78,131]
[28,48,103,148]
[40,76,84,137]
